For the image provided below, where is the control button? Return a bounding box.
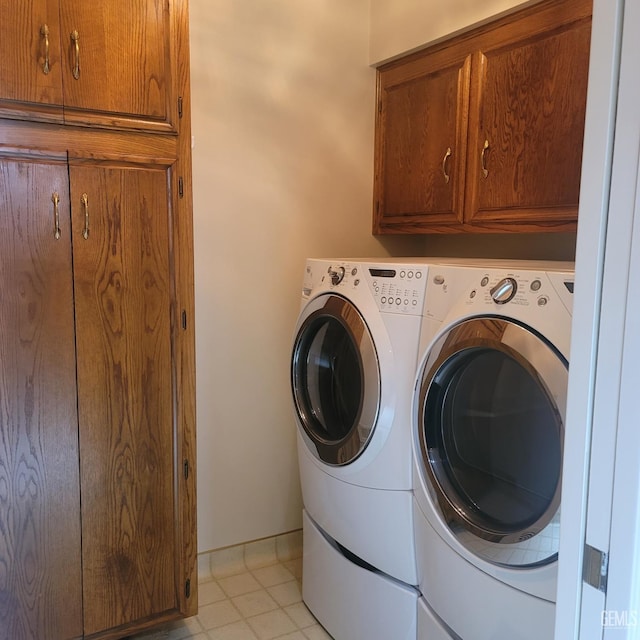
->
[416,271,422,279]
[404,299,409,306]
[531,279,542,292]
[381,296,386,304]
[481,276,489,287]
[433,275,445,285]
[354,279,360,286]
[490,277,518,304]
[470,289,476,299]
[396,298,401,305]
[400,271,406,278]
[408,271,414,278]
[351,268,358,276]
[538,296,549,306]
[412,300,418,306]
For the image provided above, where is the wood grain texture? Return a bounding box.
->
[0,158,82,639]
[0,0,63,111]
[377,56,470,225]
[59,0,173,130]
[0,0,197,633]
[373,0,592,235]
[466,14,591,225]
[71,164,176,636]
[171,0,198,618]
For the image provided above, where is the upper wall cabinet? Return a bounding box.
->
[0,0,178,132]
[373,0,592,234]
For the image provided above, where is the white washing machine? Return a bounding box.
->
[412,261,574,640]
[291,257,436,640]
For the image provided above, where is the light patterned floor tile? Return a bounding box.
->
[246,609,298,640]
[283,603,316,629]
[198,579,227,605]
[207,620,259,640]
[252,563,295,588]
[218,572,262,597]
[197,600,242,630]
[267,580,302,607]
[130,539,329,640]
[282,558,303,582]
[231,589,280,617]
[302,624,334,639]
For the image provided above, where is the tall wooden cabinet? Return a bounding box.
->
[374,0,592,234]
[0,1,197,638]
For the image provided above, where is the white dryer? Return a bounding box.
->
[291,258,433,640]
[412,262,574,640]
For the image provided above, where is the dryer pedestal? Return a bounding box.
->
[418,597,458,640]
[302,509,417,640]
[299,439,417,585]
[415,504,556,640]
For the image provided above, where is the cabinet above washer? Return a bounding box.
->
[373,0,592,235]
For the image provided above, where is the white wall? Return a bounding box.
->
[189,0,423,553]
[190,0,578,555]
[369,0,535,64]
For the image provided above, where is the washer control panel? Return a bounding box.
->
[305,261,429,315]
[366,266,427,314]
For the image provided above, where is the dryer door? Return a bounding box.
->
[292,293,380,466]
[415,316,567,567]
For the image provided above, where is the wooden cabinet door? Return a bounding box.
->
[70,164,177,635]
[374,51,471,232]
[0,158,82,639]
[59,0,175,131]
[465,3,591,229]
[0,0,64,121]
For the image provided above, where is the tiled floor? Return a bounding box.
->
[131,534,333,640]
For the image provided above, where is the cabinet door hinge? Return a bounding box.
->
[178,96,183,118]
[181,309,187,330]
[583,543,608,593]
[185,579,191,598]
[178,176,184,198]
[183,459,190,480]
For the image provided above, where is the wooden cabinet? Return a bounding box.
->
[71,163,178,636]
[373,0,592,234]
[0,157,83,639]
[0,0,178,131]
[0,0,196,637]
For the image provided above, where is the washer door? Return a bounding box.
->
[416,316,567,567]
[292,294,380,466]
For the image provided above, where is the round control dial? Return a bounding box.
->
[490,277,518,304]
[328,266,345,285]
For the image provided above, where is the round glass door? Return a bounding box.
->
[292,294,380,465]
[416,317,567,566]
